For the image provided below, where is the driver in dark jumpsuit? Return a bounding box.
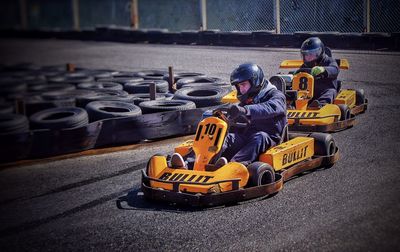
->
[296,37,340,107]
[218,63,287,167]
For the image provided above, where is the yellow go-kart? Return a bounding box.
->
[222,58,367,132]
[141,108,339,207]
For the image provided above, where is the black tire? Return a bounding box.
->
[64,72,94,85]
[48,73,94,85]
[29,83,76,93]
[96,77,144,85]
[41,89,96,101]
[163,72,205,84]
[24,95,76,117]
[75,89,132,107]
[0,77,27,95]
[0,103,14,114]
[85,101,142,122]
[139,99,196,114]
[310,133,336,156]
[124,80,169,94]
[175,77,225,89]
[131,93,173,105]
[30,107,88,130]
[269,75,286,93]
[173,86,228,108]
[355,89,365,105]
[0,113,29,135]
[338,104,351,121]
[135,70,168,80]
[77,82,123,91]
[247,162,275,187]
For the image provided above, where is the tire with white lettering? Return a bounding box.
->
[131,93,173,105]
[338,104,351,121]
[75,90,134,107]
[85,101,142,121]
[124,80,169,94]
[172,86,228,108]
[247,162,275,187]
[355,89,365,105]
[163,72,205,84]
[135,70,168,80]
[139,99,196,114]
[77,82,123,91]
[176,77,225,89]
[310,132,336,157]
[30,107,89,130]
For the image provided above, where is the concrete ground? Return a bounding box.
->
[0,39,399,251]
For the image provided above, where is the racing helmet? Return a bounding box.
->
[300,37,325,67]
[230,63,265,103]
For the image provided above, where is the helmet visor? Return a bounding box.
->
[235,81,251,95]
[301,47,322,63]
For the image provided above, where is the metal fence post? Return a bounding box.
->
[19,0,28,30]
[363,0,370,32]
[200,0,207,30]
[131,0,139,28]
[274,0,281,34]
[72,0,80,31]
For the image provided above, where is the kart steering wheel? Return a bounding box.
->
[213,107,250,128]
[295,68,323,80]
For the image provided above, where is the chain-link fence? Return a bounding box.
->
[370,0,400,33]
[138,0,200,31]
[206,0,274,31]
[0,0,399,33]
[79,0,131,29]
[280,0,364,33]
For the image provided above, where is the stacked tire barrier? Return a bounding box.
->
[0,63,232,162]
[1,27,399,51]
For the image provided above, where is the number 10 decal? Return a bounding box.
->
[204,123,216,135]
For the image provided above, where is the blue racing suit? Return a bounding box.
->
[221,80,287,166]
[298,54,340,105]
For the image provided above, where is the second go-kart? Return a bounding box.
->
[278,57,368,132]
[141,108,339,207]
[222,57,367,132]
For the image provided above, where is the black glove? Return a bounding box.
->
[228,104,247,119]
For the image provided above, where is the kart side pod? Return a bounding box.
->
[146,155,249,194]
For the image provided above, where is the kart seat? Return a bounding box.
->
[269,75,286,94]
[325,47,333,57]
[279,124,289,144]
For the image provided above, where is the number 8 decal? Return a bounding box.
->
[299,77,308,90]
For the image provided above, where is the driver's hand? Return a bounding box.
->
[311,66,326,77]
[228,104,247,119]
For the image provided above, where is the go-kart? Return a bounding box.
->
[222,58,367,132]
[141,108,339,207]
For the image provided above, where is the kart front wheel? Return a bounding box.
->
[247,162,275,187]
[338,104,350,121]
[355,89,365,105]
[310,133,336,157]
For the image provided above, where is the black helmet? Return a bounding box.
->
[300,37,325,67]
[230,63,265,103]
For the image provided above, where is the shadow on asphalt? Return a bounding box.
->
[116,188,278,213]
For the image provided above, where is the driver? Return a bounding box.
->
[215,63,287,167]
[297,37,340,107]
[170,63,287,169]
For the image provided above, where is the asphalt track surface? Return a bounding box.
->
[0,39,399,251]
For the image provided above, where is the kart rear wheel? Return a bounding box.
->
[247,162,275,187]
[310,133,336,157]
[355,89,365,105]
[338,104,350,121]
